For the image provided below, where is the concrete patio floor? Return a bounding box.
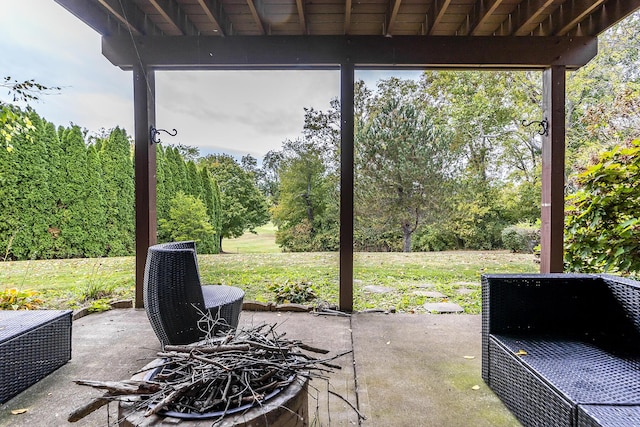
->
[0,308,521,427]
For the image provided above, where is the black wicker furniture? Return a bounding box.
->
[482,274,640,427]
[144,241,245,346]
[0,310,72,403]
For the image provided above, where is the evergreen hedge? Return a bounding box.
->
[0,107,222,260]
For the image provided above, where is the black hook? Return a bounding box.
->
[150,127,177,144]
[521,118,549,137]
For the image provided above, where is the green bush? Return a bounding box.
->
[501,223,540,253]
[565,139,640,274]
[0,288,43,310]
[158,192,215,245]
[413,225,458,252]
[268,280,317,304]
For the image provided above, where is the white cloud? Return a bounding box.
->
[155,70,340,157]
[1,2,421,160]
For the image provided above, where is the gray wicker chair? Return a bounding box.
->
[143,241,244,346]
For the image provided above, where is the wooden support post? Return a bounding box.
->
[339,62,354,312]
[133,65,157,308]
[540,66,566,273]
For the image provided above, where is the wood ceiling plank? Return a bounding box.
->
[572,0,640,36]
[96,0,147,35]
[456,0,504,36]
[246,0,267,34]
[295,0,307,33]
[386,0,403,35]
[54,0,121,35]
[344,0,353,33]
[147,0,198,35]
[536,0,606,36]
[503,0,555,36]
[427,0,453,35]
[195,0,228,35]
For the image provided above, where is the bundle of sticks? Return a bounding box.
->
[69,322,352,422]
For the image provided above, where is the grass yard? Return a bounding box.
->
[0,250,537,314]
[223,222,280,253]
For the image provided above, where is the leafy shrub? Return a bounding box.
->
[0,288,43,310]
[268,280,317,304]
[158,192,215,245]
[86,299,112,313]
[413,225,458,252]
[501,223,540,253]
[565,139,640,274]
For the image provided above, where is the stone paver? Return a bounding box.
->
[413,290,447,298]
[363,285,394,294]
[423,302,465,313]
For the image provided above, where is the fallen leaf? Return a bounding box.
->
[11,409,28,415]
[463,355,475,359]
[515,349,528,356]
[471,385,480,390]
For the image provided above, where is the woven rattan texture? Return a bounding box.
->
[578,405,640,427]
[482,274,640,427]
[0,310,72,403]
[488,337,574,427]
[144,241,244,346]
[495,335,640,405]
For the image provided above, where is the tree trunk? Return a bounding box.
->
[402,223,412,252]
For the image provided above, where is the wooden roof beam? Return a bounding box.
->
[246,0,266,35]
[95,0,148,35]
[147,0,198,35]
[195,0,228,36]
[55,0,121,36]
[495,0,554,36]
[570,0,640,37]
[295,0,307,34]
[386,0,403,36]
[344,0,352,34]
[458,0,504,36]
[427,0,452,35]
[102,35,597,70]
[536,0,606,36]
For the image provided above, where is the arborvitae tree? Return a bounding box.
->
[55,125,91,258]
[186,160,202,198]
[198,166,220,254]
[10,113,56,260]
[167,147,188,196]
[100,127,134,256]
[155,144,170,242]
[83,144,108,257]
[0,106,25,259]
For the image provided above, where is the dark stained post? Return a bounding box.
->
[340,62,355,312]
[133,65,157,308]
[540,66,566,273]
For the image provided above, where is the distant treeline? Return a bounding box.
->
[0,110,222,261]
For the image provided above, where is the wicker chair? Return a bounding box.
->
[143,241,244,346]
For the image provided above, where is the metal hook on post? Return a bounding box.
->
[521,118,549,137]
[150,126,177,144]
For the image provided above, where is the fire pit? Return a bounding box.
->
[118,360,308,426]
[70,322,350,426]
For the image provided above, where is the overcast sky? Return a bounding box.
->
[1,0,421,159]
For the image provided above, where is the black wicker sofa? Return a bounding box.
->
[482,274,640,427]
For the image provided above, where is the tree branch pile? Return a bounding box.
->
[69,322,356,423]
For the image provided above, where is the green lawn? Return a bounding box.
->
[222,222,280,253]
[0,250,537,313]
